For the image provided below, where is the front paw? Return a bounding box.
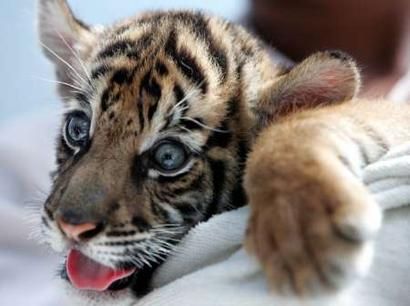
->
[244,157,382,295]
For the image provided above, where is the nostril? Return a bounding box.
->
[78,223,104,240]
[58,219,104,241]
[58,209,88,225]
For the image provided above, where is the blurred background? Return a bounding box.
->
[0,0,248,122]
[0,0,409,305]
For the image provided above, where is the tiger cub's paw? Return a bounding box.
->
[244,160,382,295]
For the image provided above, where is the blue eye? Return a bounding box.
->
[65,112,90,147]
[153,141,188,172]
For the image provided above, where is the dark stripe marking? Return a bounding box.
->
[155,61,169,76]
[111,68,133,85]
[140,70,162,99]
[172,84,189,119]
[147,101,159,122]
[169,174,204,196]
[188,14,228,82]
[127,33,154,60]
[206,159,226,218]
[131,216,151,232]
[97,33,154,60]
[206,120,232,148]
[98,40,134,59]
[151,202,172,223]
[173,84,185,104]
[75,92,89,104]
[106,230,137,237]
[165,30,208,94]
[176,202,201,222]
[101,88,111,112]
[136,98,145,132]
[179,117,205,131]
[91,65,111,79]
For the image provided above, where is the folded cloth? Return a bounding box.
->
[364,143,410,210]
[136,144,410,306]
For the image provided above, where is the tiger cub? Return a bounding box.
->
[38,0,380,303]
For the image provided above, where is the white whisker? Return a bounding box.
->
[55,31,94,89]
[39,41,89,87]
[34,76,84,92]
[180,116,229,133]
[170,83,202,115]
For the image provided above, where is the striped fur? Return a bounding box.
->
[38,0,284,299]
[38,0,378,302]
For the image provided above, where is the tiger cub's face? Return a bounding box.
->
[38,0,255,298]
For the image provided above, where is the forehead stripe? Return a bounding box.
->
[91,65,112,80]
[140,70,161,99]
[100,88,116,112]
[186,13,228,83]
[147,99,159,122]
[97,40,135,59]
[97,32,154,61]
[111,68,134,85]
[155,61,169,76]
[165,30,208,94]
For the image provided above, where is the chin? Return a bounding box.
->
[58,278,138,306]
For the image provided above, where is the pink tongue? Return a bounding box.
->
[66,249,136,291]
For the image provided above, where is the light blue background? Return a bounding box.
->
[0,0,248,122]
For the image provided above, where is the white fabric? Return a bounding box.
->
[0,113,66,306]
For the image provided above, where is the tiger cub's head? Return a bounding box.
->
[38,0,360,301]
[38,0,261,298]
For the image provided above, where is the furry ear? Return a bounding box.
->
[256,51,361,129]
[38,0,97,98]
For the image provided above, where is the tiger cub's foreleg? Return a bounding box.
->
[245,119,381,294]
[244,52,410,295]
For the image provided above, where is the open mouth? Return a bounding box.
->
[63,249,139,292]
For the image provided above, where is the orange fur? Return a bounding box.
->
[245,99,410,294]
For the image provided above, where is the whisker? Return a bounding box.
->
[170,82,203,115]
[39,41,89,87]
[180,116,229,133]
[180,126,192,133]
[55,31,94,89]
[34,76,84,92]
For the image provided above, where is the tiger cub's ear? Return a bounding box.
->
[257,51,361,129]
[38,0,97,99]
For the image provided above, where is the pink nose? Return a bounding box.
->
[58,219,98,241]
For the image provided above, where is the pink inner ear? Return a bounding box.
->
[273,61,358,118]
